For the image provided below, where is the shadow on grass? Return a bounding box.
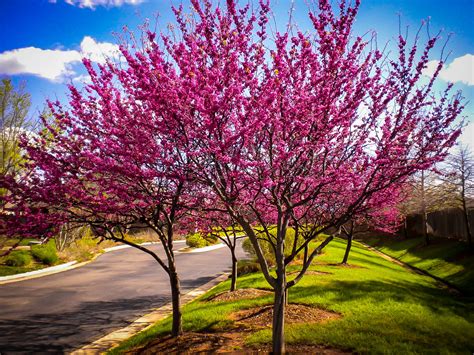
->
[361,236,474,295]
[291,278,474,320]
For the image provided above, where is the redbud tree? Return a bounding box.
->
[1,0,464,352]
[1,56,195,336]
[145,0,462,352]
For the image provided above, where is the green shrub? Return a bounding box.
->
[186,233,218,248]
[237,259,261,276]
[5,251,33,267]
[242,228,305,266]
[31,240,58,265]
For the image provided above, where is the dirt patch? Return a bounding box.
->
[208,288,273,302]
[128,331,349,354]
[128,332,234,354]
[232,304,341,328]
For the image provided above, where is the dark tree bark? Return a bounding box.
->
[230,247,238,291]
[461,176,473,248]
[342,232,353,264]
[341,221,354,264]
[421,170,430,245]
[169,265,183,336]
[272,232,287,354]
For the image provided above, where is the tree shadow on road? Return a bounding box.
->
[0,295,169,353]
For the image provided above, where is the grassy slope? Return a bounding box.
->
[0,234,156,277]
[0,263,44,276]
[110,238,474,354]
[363,236,474,295]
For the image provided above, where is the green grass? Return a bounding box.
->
[109,238,474,354]
[0,263,44,276]
[363,235,474,295]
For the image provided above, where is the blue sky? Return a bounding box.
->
[0,0,473,142]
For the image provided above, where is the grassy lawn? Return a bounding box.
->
[110,238,474,354]
[363,235,474,295]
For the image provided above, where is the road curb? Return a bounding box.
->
[0,241,172,285]
[71,272,229,355]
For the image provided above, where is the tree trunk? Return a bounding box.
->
[169,265,182,337]
[230,249,238,292]
[403,216,408,238]
[461,190,473,248]
[341,233,353,264]
[272,273,286,354]
[272,225,286,354]
[421,170,430,245]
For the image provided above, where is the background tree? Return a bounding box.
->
[194,205,246,292]
[0,78,32,178]
[341,190,402,265]
[399,170,459,243]
[0,78,33,252]
[444,144,474,247]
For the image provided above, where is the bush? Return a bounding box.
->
[237,259,261,276]
[5,251,33,267]
[186,233,218,248]
[31,240,58,265]
[242,228,305,266]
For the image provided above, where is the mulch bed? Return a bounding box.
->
[231,303,341,328]
[130,332,350,354]
[129,304,343,354]
[208,288,273,302]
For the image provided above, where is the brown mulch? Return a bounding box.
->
[129,332,350,354]
[130,304,343,354]
[129,332,233,354]
[232,304,341,328]
[208,288,273,302]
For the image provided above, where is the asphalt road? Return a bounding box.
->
[0,242,247,353]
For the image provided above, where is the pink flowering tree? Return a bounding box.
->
[340,188,404,264]
[0,53,197,336]
[192,199,248,292]
[148,0,463,352]
[1,0,465,352]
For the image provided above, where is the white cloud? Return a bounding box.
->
[0,47,81,82]
[423,54,474,86]
[72,74,93,84]
[0,36,122,82]
[459,122,474,149]
[80,36,121,64]
[64,0,144,9]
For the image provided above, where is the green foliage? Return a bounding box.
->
[31,239,58,265]
[109,238,474,355]
[186,233,218,248]
[237,259,261,276]
[4,250,32,267]
[0,79,31,178]
[242,227,305,265]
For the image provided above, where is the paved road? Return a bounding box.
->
[0,242,247,353]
